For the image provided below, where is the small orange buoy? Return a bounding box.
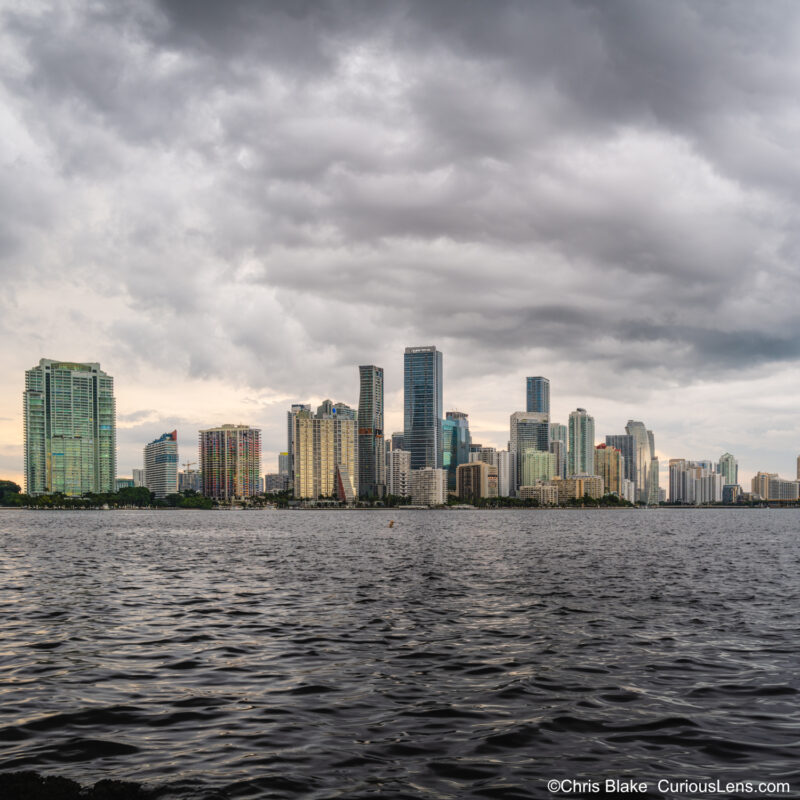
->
[389,520,395,528]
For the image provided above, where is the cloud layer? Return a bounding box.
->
[2,0,799,481]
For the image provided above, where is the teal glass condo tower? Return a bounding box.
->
[24,358,116,496]
[443,411,471,491]
[403,346,443,470]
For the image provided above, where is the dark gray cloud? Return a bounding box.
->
[1,0,799,479]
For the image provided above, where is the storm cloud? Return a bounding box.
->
[1,0,799,480]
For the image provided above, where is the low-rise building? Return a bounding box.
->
[518,483,559,505]
[456,461,498,501]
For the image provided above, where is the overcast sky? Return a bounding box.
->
[2,0,799,486]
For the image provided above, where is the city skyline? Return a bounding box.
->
[2,2,800,487]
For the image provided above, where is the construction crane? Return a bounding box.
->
[182,461,197,472]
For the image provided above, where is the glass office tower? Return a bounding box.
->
[526,376,550,414]
[358,365,385,498]
[24,358,116,496]
[443,410,471,491]
[403,346,443,470]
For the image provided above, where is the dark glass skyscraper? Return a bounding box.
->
[443,410,471,491]
[358,365,385,498]
[403,346,443,470]
[526,376,550,414]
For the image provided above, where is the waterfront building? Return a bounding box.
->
[115,478,134,491]
[625,420,656,503]
[518,483,559,505]
[178,469,203,493]
[722,484,741,504]
[387,449,411,498]
[23,359,116,496]
[797,455,800,481]
[497,450,516,497]
[594,443,624,495]
[526,376,550,414]
[286,404,311,484]
[605,434,636,488]
[404,346,443,470]
[358,365,386,498]
[520,449,557,486]
[751,472,800,502]
[456,461,498,502]
[199,424,261,501]
[443,411,471,492]
[292,405,358,502]
[568,408,595,476]
[143,430,178,499]
[278,452,290,476]
[669,459,724,504]
[510,411,550,490]
[409,467,446,506]
[621,478,636,503]
[559,474,604,501]
[132,468,146,487]
[716,452,738,485]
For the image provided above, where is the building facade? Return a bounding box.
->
[526,376,550,414]
[24,359,116,496]
[199,424,261,501]
[409,467,446,506]
[292,406,358,502]
[520,449,557,485]
[403,346,443,470]
[386,449,411,498]
[456,461,498,501]
[358,365,386,498]
[510,411,550,490]
[717,453,738,486]
[497,450,517,497]
[594,443,623,495]
[178,469,203,493]
[443,411,471,491]
[144,430,178,499]
[568,408,595,476]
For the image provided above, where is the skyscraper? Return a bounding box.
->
[718,452,738,485]
[443,411,471,491]
[358,365,385,498]
[24,358,116,496]
[286,404,311,484]
[293,405,358,501]
[403,346,443,470]
[568,408,595,476]
[199,424,261,501]
[605,434,636,487]
[625,420,655,503]
[144,430,178,499]
[595,443,623,495]
[510,411,550,491]
[526,376,550,414]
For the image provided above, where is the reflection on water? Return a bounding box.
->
[0,509,798,798]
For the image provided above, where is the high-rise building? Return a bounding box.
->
[510,411,550,490]
[470,446,498,467]
[625,420,654,503]
[199,424,261,501]
[286,404,311,484]
[605,434,636,487]
[669,459,724,504]
[443,411,471,492]
[568,408,595,476]
[526,376,550,414]
[409,467,446,506]
[386,449,411,497]
[24,359,116,496]
[456,461,498,501]
[278,452,290,476]
[391,432,405,452]
[497,450,516,497]
[403,346,443,470]
[293,405,358,501]
[549,422,567,479]
[144,430,178,499]
[132,468,146,487]
[520,450,557,485]
[358,365,385,498]
[718,453,738,485]
[594,443,623,495]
